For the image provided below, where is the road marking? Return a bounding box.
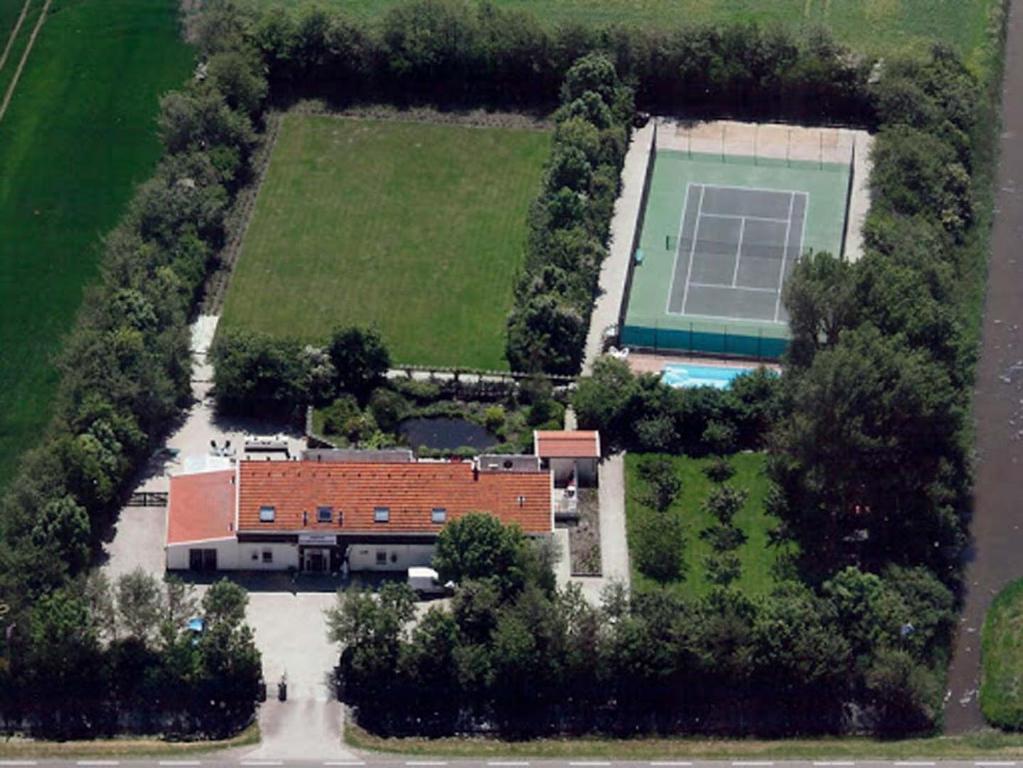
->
[569,763,611,767]
[894,763,935,766]
[814,763,854,766]
[76,763,120,767]
[324,763,365,767]
[405,763,448,766]
[159,763,200,767]
[976,764,1017,767]
[733,763,774,767]
[651,763,693,766]
[241,763,282,767]
[0,762,38,766]
[488,763,530,766]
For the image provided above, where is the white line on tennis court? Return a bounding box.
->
[731,216,747,287]
[689,281,777,294]
[701,212,791,224]
[665,182,697,317]
[678,184,706,316]
[773,191,797,322]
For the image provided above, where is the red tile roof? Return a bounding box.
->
[167,470,236,545]
[534,430,601,459]
[237,460,552,534]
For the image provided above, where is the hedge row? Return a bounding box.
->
[0,10,267,736]
[504,55,632,374]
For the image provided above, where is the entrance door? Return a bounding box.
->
[304,548,327,573]
[189,548,218,571]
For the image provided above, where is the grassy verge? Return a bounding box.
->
[347,719,1023,759]
[0,0,193,492]
[220,114,550,371]
[625,452,793,599]
[0,722,259,758]
[981,579,1023,730]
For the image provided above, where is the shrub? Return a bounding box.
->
[703,485,749,525]
[633,512,685,583]
[705,552,742,586]
[637,456,682,512]
[701,523,748,552]
[704,456,736,483]
[369,387,410,433]
[483,405,506,433]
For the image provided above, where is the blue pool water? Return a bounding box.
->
[661,363,755,389]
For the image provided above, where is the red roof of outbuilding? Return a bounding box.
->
[534,430,601,459]
[167,469,236,545]
[236,460,552,534]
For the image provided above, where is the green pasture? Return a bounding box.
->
[0,0,192,490]
[220,115,550,370]
[625,452,794,599]
[238,0,1001,76]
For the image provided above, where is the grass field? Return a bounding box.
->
[220,115,550,370]
[981,578,1023,730]
[240,0,1002,76]
[0,0,192,491]
[625,452,794,599]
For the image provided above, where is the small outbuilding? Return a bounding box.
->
[533,430,601,488]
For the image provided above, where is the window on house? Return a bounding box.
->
[431,507,447,524]
[251,551,258,561]
[390,552,398,564]
[374,507,390,523]
[262,550,273,563]
[375,550,387,565]
[317,506,333,523]
[259,505,276,522]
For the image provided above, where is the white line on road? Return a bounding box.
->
[814,763,855,766]
[487,762,530,766]
[405,763,448,766]
[159,762,200,767]
[0,762,37,766]
[76,763,119,767]
[569,763,611,767]
[650,763,693,766]
[976,764,1018,767]
[241,762,283,767]
[733,763,774,767]
[324,763,366,767]
[894,763,936,766]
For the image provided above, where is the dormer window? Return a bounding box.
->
[431,507,447,524]
[317,506,333,523]
[374,507,390,523]
[259,505,276,522]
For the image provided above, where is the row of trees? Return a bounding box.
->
[332,515,955,737]
[770,45,981,584]
[505,54,633,373]
[0,575,260,739]
[244,0,872,123]
[0,9,269,737]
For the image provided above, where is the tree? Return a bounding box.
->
[210,329,310,416]
[703,485,748,525]
[202,579,249,629]
[433,513,531,598]
[327,326,390,402]
[636,455,681,511]
[865,647,941,735]
[781,251,858,368]
[30,495,90,574]
[117,569,163,645]
[632,512,685,583]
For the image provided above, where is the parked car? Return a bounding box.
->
[407,566,452,598]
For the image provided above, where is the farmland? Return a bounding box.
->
[220,115,550,371]
[0,0,192,490]
[240,0,1001,75]
[625,452,795,599]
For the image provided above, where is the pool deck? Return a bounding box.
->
[625,350,781,377]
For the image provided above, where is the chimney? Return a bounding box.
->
[473,460,479,482]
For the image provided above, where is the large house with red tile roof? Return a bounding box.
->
[165,432,597,574]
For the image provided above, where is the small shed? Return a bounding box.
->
[533,430,601,488]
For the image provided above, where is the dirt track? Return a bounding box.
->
[943,0,1023,734]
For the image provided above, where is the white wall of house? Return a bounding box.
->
[166,537,240,571]
[239,541,300,570]
[347,543,436,572]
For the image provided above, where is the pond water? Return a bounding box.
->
[398,417,496,452]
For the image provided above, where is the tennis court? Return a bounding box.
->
[621,143,853,359]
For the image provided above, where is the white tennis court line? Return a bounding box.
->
[701,212,791,224]
[773,191,796,323]
[690,281,777,294]
[674,183,705,318]
[731,216,747,287]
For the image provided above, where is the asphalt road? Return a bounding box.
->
[1,758,1022,768]
[943,0,1023,733]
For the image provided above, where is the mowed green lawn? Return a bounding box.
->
[241,0,1001,75]
[221,115,550,370]
[981,579,1023,730]
[0,0,192,490]
[625,452,795,599]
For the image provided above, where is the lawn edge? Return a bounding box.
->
[0,722,259,758]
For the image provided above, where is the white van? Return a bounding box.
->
[407,566,451,598]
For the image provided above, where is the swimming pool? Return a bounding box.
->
[661,363,757,389]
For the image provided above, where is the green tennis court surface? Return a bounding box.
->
[622,150,851,359]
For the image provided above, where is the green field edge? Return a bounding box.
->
[346,720,1023,759]
[0,722,259,759]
